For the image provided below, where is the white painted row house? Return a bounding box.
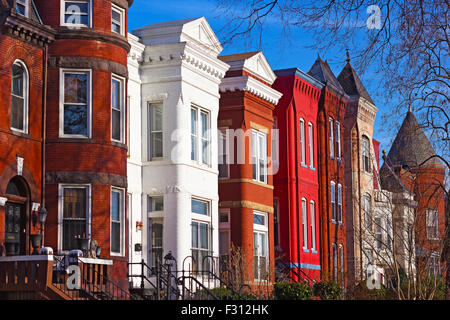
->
[127,18,230,284]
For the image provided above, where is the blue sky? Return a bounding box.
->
[128,0,402,154]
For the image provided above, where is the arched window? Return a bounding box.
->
[11,61,28,133]
[362,135,371,173]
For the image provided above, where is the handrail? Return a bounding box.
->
[77,257,135,300]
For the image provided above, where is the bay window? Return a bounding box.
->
[191,199,211,272]
[253,211,268,281]
[111,188,124,255]
[111,75,125,142]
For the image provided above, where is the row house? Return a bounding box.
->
[217,51,282,284]
[127,17,230,278]
[307,57,348,286]
[271,68,323,282]
[0,0,134,298]
[337,59,379,286]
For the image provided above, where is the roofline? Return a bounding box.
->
[275,68,324,90]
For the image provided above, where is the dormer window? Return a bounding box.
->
[16,0,28,17]
[62,1,91,27]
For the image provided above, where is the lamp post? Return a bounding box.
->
[164,251,176,300]
[38,207,47,246]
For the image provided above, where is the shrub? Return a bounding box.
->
[313,281,342,300]
[208,287,256,300]
[273,282,313,300]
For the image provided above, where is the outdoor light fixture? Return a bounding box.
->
[0,197,7,206]
[38,207,47,225]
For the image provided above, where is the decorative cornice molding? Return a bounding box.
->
[220,76,283,105]
[219,200,274,214]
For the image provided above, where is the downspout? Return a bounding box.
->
[41,42,48,245]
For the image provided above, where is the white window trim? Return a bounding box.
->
[301,198,308,251]
[308,122,314,169]
[111,4,125,36]
[329,117,334,159]
[310,200,316,252]
[11,60,29,134]
[59,68,92,139]
[111,74,125,143]
[331,181,336,223]
[191,197,212,223]
[218,128,230,179]
[426,209,439,240]
[148,102,164,161]
[60,0,92,28]
[57,184,92,255]
[191,105,211,167]
[110,186,125,256]
[252,129,268,184]
[148,195,164,218]
[336,121,341,159]
[253,210,269,281]
[16,0,29,17]
[219,208,231,257]
[337,183,343,224]
[300,118,306,166]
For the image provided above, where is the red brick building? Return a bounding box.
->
[218,51,282,284]
[31,0,132,288]
[0,0,54,257]
[307,57,348,285]
[271,68,323,282]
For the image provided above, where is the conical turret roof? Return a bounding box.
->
[337,62,374,104]
[385,111,444,168]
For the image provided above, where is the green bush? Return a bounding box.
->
[273,282,313,300]
[313,281,342,300]
[208,287,256,300]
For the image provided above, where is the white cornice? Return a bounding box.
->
[222,52,277,85]
[219,76,283,105]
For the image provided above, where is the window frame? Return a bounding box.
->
[111,4,125,36]
[363,194,372,231]
[57,184,91,255]
[59,68,92,139]
[337,183,343,224]
[302,198,308,251]
[310,200,316,252]
[251,129,268,184]
[10,60,29,134]
[111,74,125,143]
[148,102,164,160]
[332,243,338,282]
[148,195,164,217]
[308,122,314,169]
[362,135,371,173]
[336,121,341,159]
[219,209,231,267]
[16,0,29,17]
[110,187,125,256]
[329,117,334,159]
[191,105,211,166]
[253,210,268,281]
[300,118,306,166]
[218,128,229,179]
[331,181,336,222]
[426,209,439,240]
[60,0,92,28]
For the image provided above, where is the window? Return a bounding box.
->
[111,188,124,255]
[336,121,341,159]
[253,211,268,281]
[310,201,316,251]
[428,253,441,277]
[191,106,210,165]
[127,96,131,156]
[192,199,209,216]
[218,129,229,178]
[331,182,336,221]
[302,198,308,250]
[308,123,314,169]
[191,221,211,272]
[150,219,163,268]
[329,117,334,158]
[375,217,383,249]
[363,194,372,230]
[362,136,371,173]
[61,185,90,252]
[426,209,439,240]
[271,118,279,174]
[149,196,164,212]
[148,103,163,159]
[111,5,125,35]
[252,130,268,183]
[219,210,230,271]
[300,119,306,165]
[111,76,125,142]
[332,243,337,281]
[16,0,28,17]
[62,1,91,27]
[11,61,28,133]
[61,70,91,137]
[337,184,343,223]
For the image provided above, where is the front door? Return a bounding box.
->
[4,202,26,256]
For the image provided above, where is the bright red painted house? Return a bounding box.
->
[272,68,323,282]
